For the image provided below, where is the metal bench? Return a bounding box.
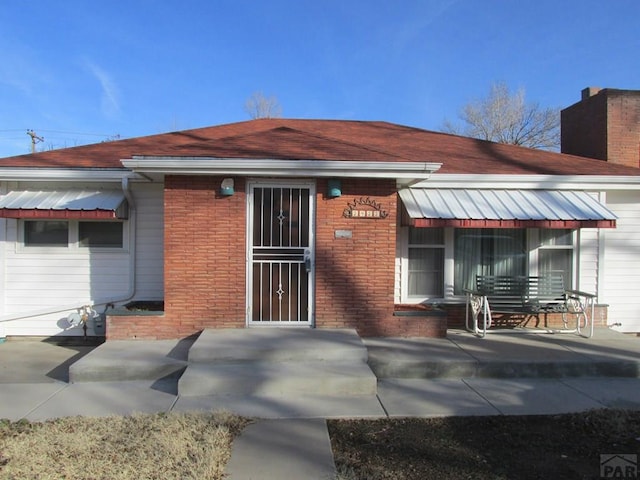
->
[465,274,595,338]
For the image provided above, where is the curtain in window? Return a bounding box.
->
[538,229,573,288]
[408,248,444,296]
[454,229,526,294]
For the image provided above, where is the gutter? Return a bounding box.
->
[121,157,442,185]
[0,168,142,182]
[414,174,640,190]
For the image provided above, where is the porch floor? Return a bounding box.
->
[69,326,640,384]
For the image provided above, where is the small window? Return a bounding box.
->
[538,229,574,287]
[79,222,123,248]
[407,227,444,297]
[24,221,69,247]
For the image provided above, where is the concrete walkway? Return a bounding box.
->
[2,375,639,422]
[225,419,336,480]
[1,328,639,479]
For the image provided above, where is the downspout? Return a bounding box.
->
[597,191,616,328]
[116,176,137,304]
[596,191,606,303]
[0,182,6,338]
[0,177,138,329]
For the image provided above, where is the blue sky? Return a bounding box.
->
[1,0,638,157]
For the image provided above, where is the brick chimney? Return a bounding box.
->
[561,88,640,168]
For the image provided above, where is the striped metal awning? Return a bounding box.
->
[399,189,617,228]
[0,190,128,219]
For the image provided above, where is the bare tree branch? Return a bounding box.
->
[441,82,560,150]
[244,91,283,119]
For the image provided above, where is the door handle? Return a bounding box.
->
[304,249,312,273]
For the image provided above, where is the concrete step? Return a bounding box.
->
[188,328,368,363]
[178,360,377,396]
[69,338,191,383]
[365,331,640,379]
[369,358,640,379]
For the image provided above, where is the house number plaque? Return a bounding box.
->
[343,197,388,219]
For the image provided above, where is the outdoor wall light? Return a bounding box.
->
[220,178,235,196]
[327,179,342,198]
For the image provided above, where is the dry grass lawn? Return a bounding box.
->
[0,411,249,480]
[3,409,639,480]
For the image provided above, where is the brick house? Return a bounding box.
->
[0,88,639,340]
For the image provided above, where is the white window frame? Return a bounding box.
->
[399,226,451,304]
[528,228,578,287]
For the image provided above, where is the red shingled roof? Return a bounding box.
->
[2,119,639,176]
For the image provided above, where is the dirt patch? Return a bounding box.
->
[329,409,640,480]
[123,300,164,312]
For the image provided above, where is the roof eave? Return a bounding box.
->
[0,168,139,182]
[121,157,443,185]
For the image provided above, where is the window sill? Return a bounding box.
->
[394,304,446,317]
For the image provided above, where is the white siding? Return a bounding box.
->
[132,183,164,300]
[578,228,600,295]
[0,181,165,337]
[600,190,640,332]
[573,192,606,297]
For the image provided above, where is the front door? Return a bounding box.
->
[247,181,315,325]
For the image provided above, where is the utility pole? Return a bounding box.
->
[27,129,44,153]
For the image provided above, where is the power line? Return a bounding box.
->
[0,129,121,154]
[0,128,118,138]
[33,129,118,137]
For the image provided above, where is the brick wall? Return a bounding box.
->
[314,178,400,336]
[163,175,247,335]
[443,303,608,332]
[561,88,608,161]
[606,91,640,168]
[561,88,640,168]
[107,175,248,339]
[106,314,167,340]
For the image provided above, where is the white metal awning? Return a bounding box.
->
[399,188,617,228]
[0,190,128,219]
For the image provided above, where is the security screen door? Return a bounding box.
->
[248,182,314,325]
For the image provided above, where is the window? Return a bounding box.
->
[454,229,526,294]
[404,228,577,300]
[24,221,69,247]
[407,227,444,297]
[22,220,124,249]
[79,222,123,248]
[538,229,574,288]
